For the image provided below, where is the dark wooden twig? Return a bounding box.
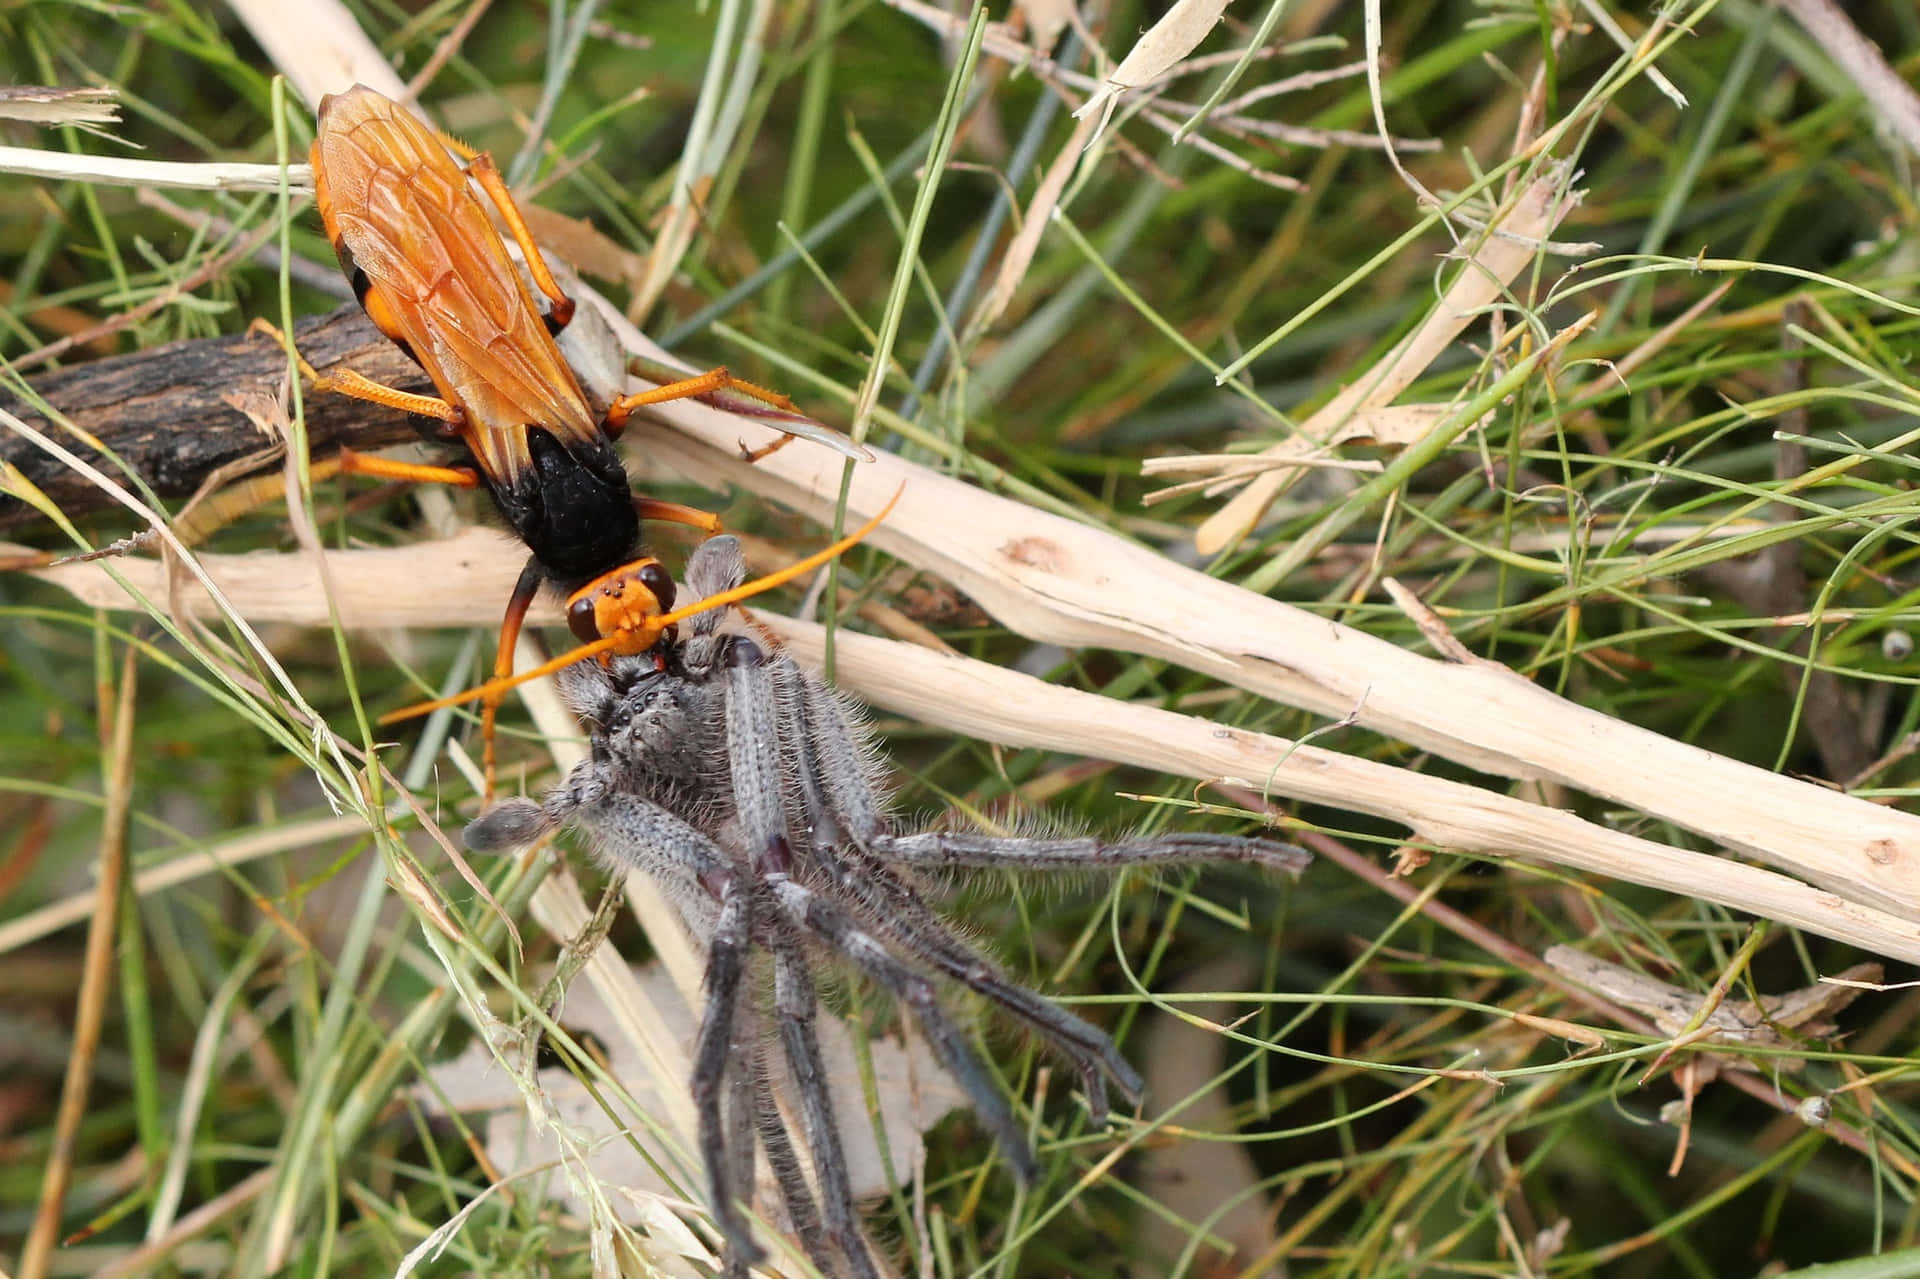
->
[0,304,428,533]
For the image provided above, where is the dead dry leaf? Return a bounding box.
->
[973,109,1100,333]
[1075,0,1232,139]
[1015,0,1077,59]
[1545,944,1881,1069]
[0,86,119,130]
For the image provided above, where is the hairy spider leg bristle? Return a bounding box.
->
[784,667,1146,1113]
[462,798,552,853]
[766,873,1043,1184]
[748,1044,836,1271]
[768,931,883,1279]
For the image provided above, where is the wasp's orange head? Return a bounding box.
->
[565,559,677,653]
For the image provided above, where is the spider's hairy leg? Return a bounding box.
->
[877,829,1313,874]
[571,784,733,887]
[720,629,882,1277]
[750,1044,837,1276]
[685,615,1136,1123]
[790,662,1309,878]
[711,621,1081,1189]
[464,783,773,1261]
[721,634,788,874]
[769,928,883,1279]
[691,875,765,1265]
[463,798,553,852]
[720,1052,755,1279]
[467,719,822,1276]
[766,873,1041,1183]
[783,650,1315,1121]
[787,671,1145,1116]
[835,854,1145,1117]
[548,790,773,1263]
[479,790,800,1266]
[683,537,751,640]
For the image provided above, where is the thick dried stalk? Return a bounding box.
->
[18,535,1920,963]
[616,383,1920,928]
[770,620,1920,963]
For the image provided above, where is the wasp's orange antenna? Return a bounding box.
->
[649,485,901,631]
[381,485,904,724]
[384,632,626,722]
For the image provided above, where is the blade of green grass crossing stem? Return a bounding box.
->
[896,32,1081,429]
[659,124,938,348]
[823,2,988,680]
[1244,330,1568,592]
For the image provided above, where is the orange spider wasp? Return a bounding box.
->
[297,85,876,790]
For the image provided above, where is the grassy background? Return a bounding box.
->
[4,1,1920,1275]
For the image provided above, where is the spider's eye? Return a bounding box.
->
[640,562,675,612]
[567,596,600,645]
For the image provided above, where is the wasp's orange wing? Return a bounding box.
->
[312,87,599,485]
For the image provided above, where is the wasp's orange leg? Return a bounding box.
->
[738,433,797,464]
[247,317,338,388]
[635,498,725,535]
[465,151,575,329]
[632,359,804,418]
[337,447,481,489]
[483,559,546,800]
[433,123,483,163]
[696,372,799,414]
[313,368,464,423]
[603,367,805,433]
[248,318,464,424]
[169,454,350,548]
[629,358,818,426]
[246,316,314,367]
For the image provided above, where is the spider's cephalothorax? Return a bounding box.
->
[465,537,1311,1278]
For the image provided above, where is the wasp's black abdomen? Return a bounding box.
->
[490,427,640,586]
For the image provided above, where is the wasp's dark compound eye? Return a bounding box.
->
[568,596,600,645]
[641,562,675,612]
